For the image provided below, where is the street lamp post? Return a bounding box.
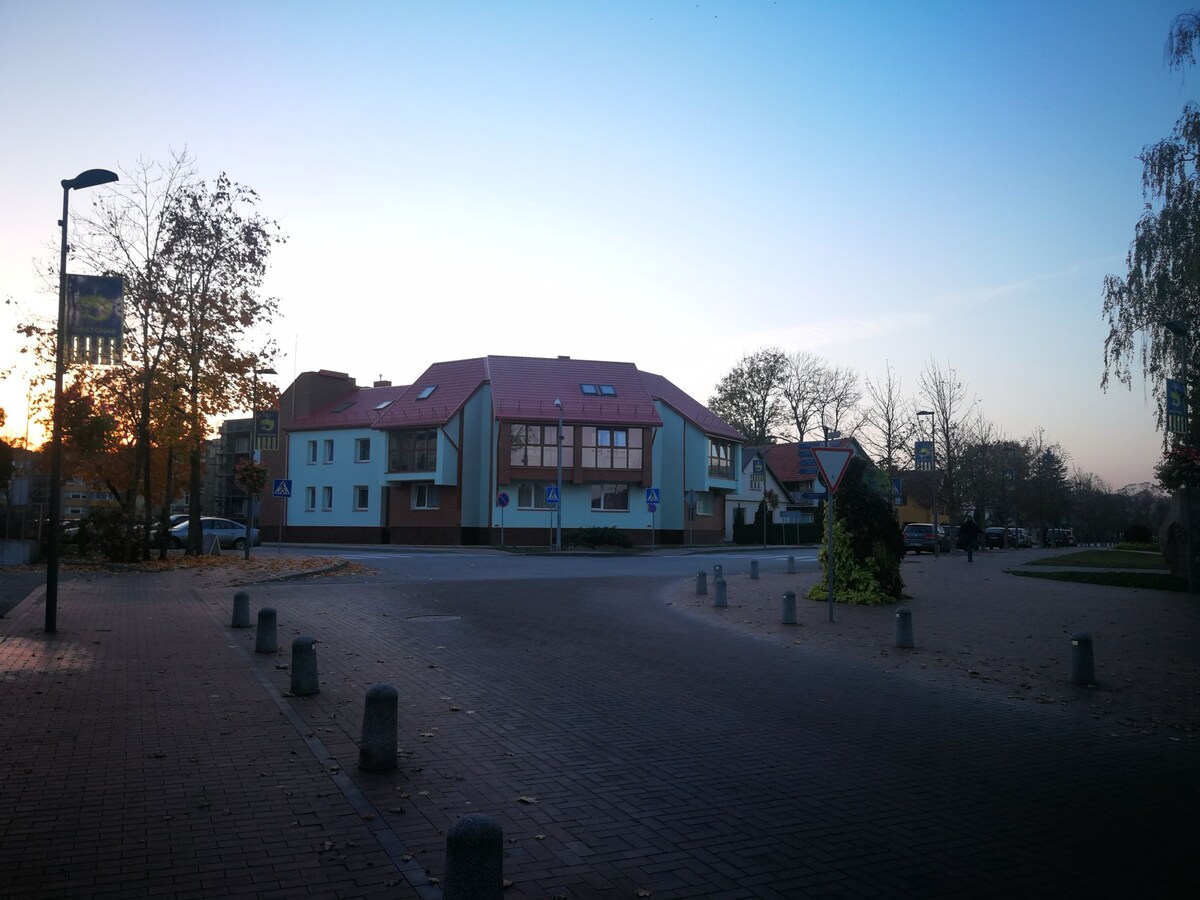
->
[554,398,563,552]
[45,168,119,634]
[1164,319,1195,592]
[244,367,277,560]
[916,410,939,557]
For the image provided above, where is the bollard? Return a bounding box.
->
[231,590,251,628]
[713,564,723,582]
[787,555,795,575]
[290,636,320,696]
[443,813,504,900]
[750,559,760,580]
[696,570,708,595]
[254,607,277,654]
[781,590,797,625]
[358,683,398,771]
[894,606,914,649]
[1070,632,1096,685]
[714,577,728,609]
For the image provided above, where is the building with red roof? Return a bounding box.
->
[260,355,745,546]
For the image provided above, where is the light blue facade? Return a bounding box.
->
[287,427,387,528]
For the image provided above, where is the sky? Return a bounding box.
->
[0,0,1193,490]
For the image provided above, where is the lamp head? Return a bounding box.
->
[554,398,562,409]
[62,169,119,191]
[916,410,933,417]
[1164,319,1188,337]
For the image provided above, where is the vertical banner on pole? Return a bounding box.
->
[65,274,123,364]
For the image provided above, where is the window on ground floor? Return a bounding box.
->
[516,481,554,509]
[353,485,369,511]
[305,486,316,511]
[412,483,440,509]
[696,490,713,516]
[590,483,629,511]
[321,486,333,511]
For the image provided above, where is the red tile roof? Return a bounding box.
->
[372,357,490,429]
[286,383,410,431]
[639,370,745,442]
[758,438,865,482]
[488,355,661,426]
[283,356,742,441]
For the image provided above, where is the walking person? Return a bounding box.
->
[958,517,981,562]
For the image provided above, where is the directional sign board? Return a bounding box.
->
[812,447,853,495]
[544,485,560,505]
[272,479,293,498]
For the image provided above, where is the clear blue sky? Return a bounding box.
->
[0,0,1191,489]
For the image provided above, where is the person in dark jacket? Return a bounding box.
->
[958,517,981,562]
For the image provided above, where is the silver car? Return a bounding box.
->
[168,517,261,550]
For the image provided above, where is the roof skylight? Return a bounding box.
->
[416,385,437,400]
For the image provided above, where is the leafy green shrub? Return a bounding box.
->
[564,526,633,549]
[80,503,131,562]
[805,458,904,605]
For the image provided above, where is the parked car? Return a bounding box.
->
[984,526,1008,549]
[167,516,260,550]
[902,523,952,554]
[1015,528,1033,548]
[1045,528,1076,547]
[150,514,190,547]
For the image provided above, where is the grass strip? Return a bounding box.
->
[1009,569,1186,591]
[1026,550,1168,570]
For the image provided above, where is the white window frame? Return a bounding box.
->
[305,486,316,511]
[321,486,333,511]
[412,483,440,510]
[355,437,370,463]
[306,440,317,465]
[696,490,713,516]
[590,483,629,512]
[516,482,553,509]
[353,485,369,511]
[323,439,334,464]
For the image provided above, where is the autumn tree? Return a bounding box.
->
[162,173,283,554]
[707,348,789,445]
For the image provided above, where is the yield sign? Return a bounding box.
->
[812,447,853,494]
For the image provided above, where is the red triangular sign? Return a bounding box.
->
[812,447,853,494]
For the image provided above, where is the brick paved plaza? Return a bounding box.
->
[1,551,1196,898]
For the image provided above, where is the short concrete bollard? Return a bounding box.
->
[781,590,797,625]
[255,607,277,654]
[231,590,251,628]
[358,683,398,771]
[714,577,728,609]
[750,559,760,580]
[443,813,504,900]
[696,570,708,595]
[895,606,914,649]
[290,636,320,696]
[1070,632,1096,685]
[713,564,723,583]
[787,555,796,575]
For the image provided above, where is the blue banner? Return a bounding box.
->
[66,274,123,364]
[1167,378,1188,435]
[914,441,934,471]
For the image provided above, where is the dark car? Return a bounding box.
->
[168,517,260,551]
[984,527,1007,549]
[902,523,952,554]
[1045,528,1076,547]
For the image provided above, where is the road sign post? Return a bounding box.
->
[812,448,853,622]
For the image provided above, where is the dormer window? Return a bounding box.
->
[580,383,617,396]
[417,385,437,400]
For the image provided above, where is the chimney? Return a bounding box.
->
[373,380,392,388]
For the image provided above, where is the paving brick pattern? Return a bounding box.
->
[2,561,1197,898]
